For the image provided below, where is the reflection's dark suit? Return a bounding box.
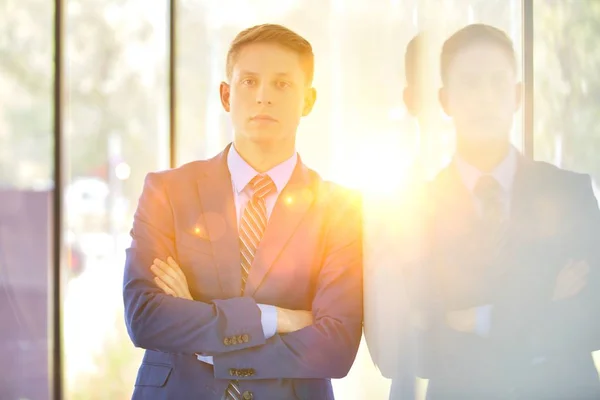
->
[414,154,600,399]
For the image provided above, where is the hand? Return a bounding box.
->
[150,257,193,301]
[275,307,313,334]
[445,307,477,334]
[552,260,589,302]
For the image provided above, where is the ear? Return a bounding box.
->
[403,86,419,117]
[220,81,231,112]
[514,81,523,112]
[439,86,450,117]
[301,87,317,117]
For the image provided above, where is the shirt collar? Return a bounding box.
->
[227,144,297,195]
[455,146,518,193]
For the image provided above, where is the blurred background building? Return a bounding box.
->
[1,0,599,398]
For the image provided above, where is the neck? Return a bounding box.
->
[233,136,296,173]
[456,136,511,172]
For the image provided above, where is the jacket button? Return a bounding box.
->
[242,391,253,399]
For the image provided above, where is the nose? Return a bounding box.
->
[479,81,497,105]
[255,82,273,105]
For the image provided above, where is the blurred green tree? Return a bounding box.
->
[534,0,600,184]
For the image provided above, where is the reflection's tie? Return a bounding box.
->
[474,175,509,257]
[224,174,275,400]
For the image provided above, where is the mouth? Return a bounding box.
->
[473,116,502,123]
[251,114,278,122]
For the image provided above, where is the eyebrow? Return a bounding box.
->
[238,70,293,78]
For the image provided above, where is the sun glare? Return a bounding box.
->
[329,135,418,198]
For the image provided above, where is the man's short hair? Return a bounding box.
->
[226,23,314,86]
[404,32,429,87]
[440,23,517,85]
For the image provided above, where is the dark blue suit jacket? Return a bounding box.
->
[123,145,363,399]
[415,155,600,399]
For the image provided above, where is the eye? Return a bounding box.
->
[241,78,256,86]
[277,81,291,89]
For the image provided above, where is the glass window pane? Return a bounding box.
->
[176,1,522,398]
[533,0,600,368]
[0,0,54,398]
[63,1,169,398]
[533,1,600,182]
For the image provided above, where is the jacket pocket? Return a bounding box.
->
[134,363,173,387]
[292,379,332,400]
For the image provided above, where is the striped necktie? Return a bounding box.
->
[224,174,275,400]
[239,174,276,294]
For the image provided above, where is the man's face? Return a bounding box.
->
[440,42,521,144]
[220,42,316,146]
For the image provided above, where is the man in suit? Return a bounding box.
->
[412,24,600,399]
[123,23,363,400]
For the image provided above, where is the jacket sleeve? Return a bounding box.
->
[123,172,266,355]
[527,173,600,355]
[487,173,600,356]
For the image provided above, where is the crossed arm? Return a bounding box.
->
[123,172,364,380]
[150,257,312,336]
[422,174,600,360]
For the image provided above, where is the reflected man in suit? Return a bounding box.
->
[123,23,363,400]
[413,24,600,399]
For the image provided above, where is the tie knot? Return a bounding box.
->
[249,174,276,199]
[474,175,503,202]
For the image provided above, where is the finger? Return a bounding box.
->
[166,256,181,270]
[154,276,176,297]
[167,257,187,281]
[151,264,178,289]
[566,268,589,285]
[564,282,586,299]
[572,274,589,290]
[561,262,587,282]
[150,264,166,279]
[564,276,588,297]
[565,263,589,279]
[153,258,181,282]
[152,258,171,274]
[154,258,174,273]
[575,260,590,274]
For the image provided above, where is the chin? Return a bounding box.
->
[238,131,286,147]
[248,131,282,142]
[460,130,509,146]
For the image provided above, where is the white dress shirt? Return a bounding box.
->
[455,146,518,215]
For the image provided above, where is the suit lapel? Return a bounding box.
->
[196,144,241,298]
[244,159,315,297]
[507,155,542,243]
[506,155,561,263]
